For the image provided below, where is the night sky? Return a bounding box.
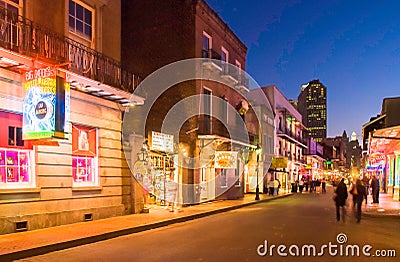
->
[205,0,400,140]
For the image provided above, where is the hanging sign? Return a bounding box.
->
[215,151,237,169]
[22,67,69,140]
[151,131,174,153]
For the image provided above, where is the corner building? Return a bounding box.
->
[0,0,142,234]
[122,0,259,204]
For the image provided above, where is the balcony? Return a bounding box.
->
[221,63,238,85]
[197,116,251,141]
[202,49,222,72]
[0,7,139,93]
[235,72,249,92]
[277,128,307,148]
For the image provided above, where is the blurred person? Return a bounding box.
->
[321,179,327,193]
[334,178,348,222]
[371,175,380,204]
[353,179,367,223]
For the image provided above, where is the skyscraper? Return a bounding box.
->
[297,79,327,142]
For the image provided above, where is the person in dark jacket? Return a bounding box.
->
[370,175,380,204]
[353,179,367,223]
[334,178,348,222]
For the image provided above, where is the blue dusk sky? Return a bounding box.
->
[205,0,400,140]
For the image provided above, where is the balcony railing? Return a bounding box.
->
[277,128,307,145]
[201,49,221,60]
[0,7,139,92]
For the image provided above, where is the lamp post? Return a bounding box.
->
[255,144,262,200]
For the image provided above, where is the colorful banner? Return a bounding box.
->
[23,67,56,139]
[22,67,70,140]
[215,151,238,169]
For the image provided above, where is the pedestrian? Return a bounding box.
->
[298,179,304,193]
[321,179,326,193]
[334,178,348,222]
[353,179,367,223]
[274,178,280,195]
[349,180,357,210]
[371,175,380,204]
[309,179,315,193]
[362,176,369,205]
[268,179,274,196]
[165,173,177,212]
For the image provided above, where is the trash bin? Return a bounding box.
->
[291,183,298,193]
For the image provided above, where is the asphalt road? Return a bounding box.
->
[18,190,400,262]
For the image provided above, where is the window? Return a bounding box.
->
[69,0,93,40]
[0,148,35,188]
[202,87,212,133]
[202,31,212,58]
[8,126,23,146]
[221,47,228,62]
[72,124,98,187]
[219,169,227,187]
[0,0,21,46]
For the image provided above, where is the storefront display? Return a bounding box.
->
[0,148,34,187]
[71,125,98,186]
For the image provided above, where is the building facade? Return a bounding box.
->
[0,0,142,235]
[362,97,400,200]
[262,85,307,191]
[121,0,258,204]
[297,79,327,143]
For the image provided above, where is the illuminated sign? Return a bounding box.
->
[270,157,288,169]
[151,131,174,153]
[23,67,69,140]
[215,151,237,169]
[368,153,386,167]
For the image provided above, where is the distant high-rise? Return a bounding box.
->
[297,79,327,142]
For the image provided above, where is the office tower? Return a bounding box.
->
[297,79,327,143]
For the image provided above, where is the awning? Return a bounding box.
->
[369,125,400,154]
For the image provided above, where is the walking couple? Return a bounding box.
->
[334,178,366,223]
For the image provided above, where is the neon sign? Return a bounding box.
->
[23,67,69,140]
[366,152,386,171]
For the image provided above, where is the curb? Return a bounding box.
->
[362,212,400,218]
[0,194,293,261]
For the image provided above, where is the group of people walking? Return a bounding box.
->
[296,178,327,193]
[334,175,380,223]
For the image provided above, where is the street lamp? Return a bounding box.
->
[137,140,149,163]
[255,144,262,200]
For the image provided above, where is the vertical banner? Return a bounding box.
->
[22,67,69,140]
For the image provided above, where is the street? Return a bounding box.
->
[18,188,400,262]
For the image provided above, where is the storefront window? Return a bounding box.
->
[72,124,98,187]
[0,148,35,188]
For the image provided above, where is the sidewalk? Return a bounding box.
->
[0,193,292,261]
[363,193,400,217]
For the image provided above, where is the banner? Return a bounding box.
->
[215,151,238,169]
[22,67,69,140]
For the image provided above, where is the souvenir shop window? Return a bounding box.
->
[0,148,35,189]
[219,169,227,188]
[72,124,98,187]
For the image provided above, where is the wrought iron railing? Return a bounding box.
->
[0,7,139,92]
